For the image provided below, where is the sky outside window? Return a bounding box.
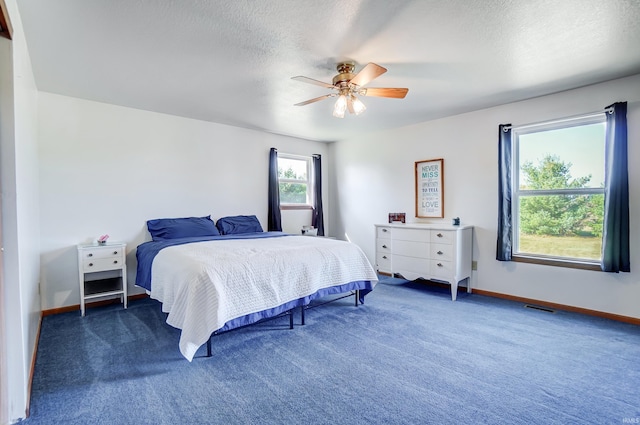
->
[518,123,605,189]
[278,157,307,179]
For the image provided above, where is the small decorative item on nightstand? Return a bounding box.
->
[77,242,127,316]
[301,226,318,236]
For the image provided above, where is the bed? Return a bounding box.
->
[135,215,378,361]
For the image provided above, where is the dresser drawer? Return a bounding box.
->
[430,243,453,261]
[430,259,453,280]
[393,254,430,276]
[83,256,125,273]
[393,240,429,258]
[377,227,392,239]
[376,239,392,253]
[430,230,454,245]
[394,228,430,243]
[376,253,391,272]
[79,247,125,260]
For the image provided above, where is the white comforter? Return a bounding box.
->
[150,235,378,361]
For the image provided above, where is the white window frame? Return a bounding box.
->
[277,153,314,209]
[511,112,606,267]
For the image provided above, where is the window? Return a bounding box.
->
[512,113,606,265]
[277,154,312,208]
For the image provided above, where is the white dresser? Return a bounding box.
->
[375,223,473,300]
[77,242,127,316]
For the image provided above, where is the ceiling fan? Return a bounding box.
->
[292,62,409,118]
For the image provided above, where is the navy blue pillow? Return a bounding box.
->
[147,215,220,241]
[215,215,264,235]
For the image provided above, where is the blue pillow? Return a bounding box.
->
[147,215,220,241]
[215,215,264,235]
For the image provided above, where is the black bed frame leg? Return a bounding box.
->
[355,290,360,306]
[289,310,294,329]
[301,306,305,326]
[206,338,212,357]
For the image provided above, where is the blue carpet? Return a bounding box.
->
[25,277,640,424]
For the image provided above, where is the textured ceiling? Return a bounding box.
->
[17,0,640,142]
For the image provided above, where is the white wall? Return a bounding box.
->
[281,209,313,235]
[331,74,640,320]
[37,93,329,310]
[0,0,41,422]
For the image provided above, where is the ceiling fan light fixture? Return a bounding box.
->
[351,95,366,115]
[333,94,347,118]
[293,62,408,117]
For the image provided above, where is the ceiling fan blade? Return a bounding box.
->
[349,62,387,87]
[361,87,409,99]
[294,94,334,106]
[291,76,335,89]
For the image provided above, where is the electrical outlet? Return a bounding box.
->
[471,261,478,271]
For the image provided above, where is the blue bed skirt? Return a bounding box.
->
[215,280,375,333]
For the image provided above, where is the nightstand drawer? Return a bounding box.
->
[83,256,124,273]
[80,247,125,260]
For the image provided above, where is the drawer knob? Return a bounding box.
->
[437,251,443,255]
[113,251,119,255]
[113,260,118,264]
[382,244,388,249]
[437,233,443,238]
[437,263,443,267]
[88,262,93,267]
[88,253,93,257]
[382,255,388,259]
[382,229,388,232]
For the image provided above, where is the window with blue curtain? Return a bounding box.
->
[277,154,312,207]
[268,149,325,236]
[496,102,629,272]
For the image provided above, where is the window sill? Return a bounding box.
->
[280,204,313,211]
[513,255,601,271]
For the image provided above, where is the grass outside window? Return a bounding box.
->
[518,234,601,261]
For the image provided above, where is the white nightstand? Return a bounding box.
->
[77,242,127,316]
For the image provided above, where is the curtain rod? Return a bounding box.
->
[502,106,613,132]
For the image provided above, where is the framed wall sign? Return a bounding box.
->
[415,158,444,218]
